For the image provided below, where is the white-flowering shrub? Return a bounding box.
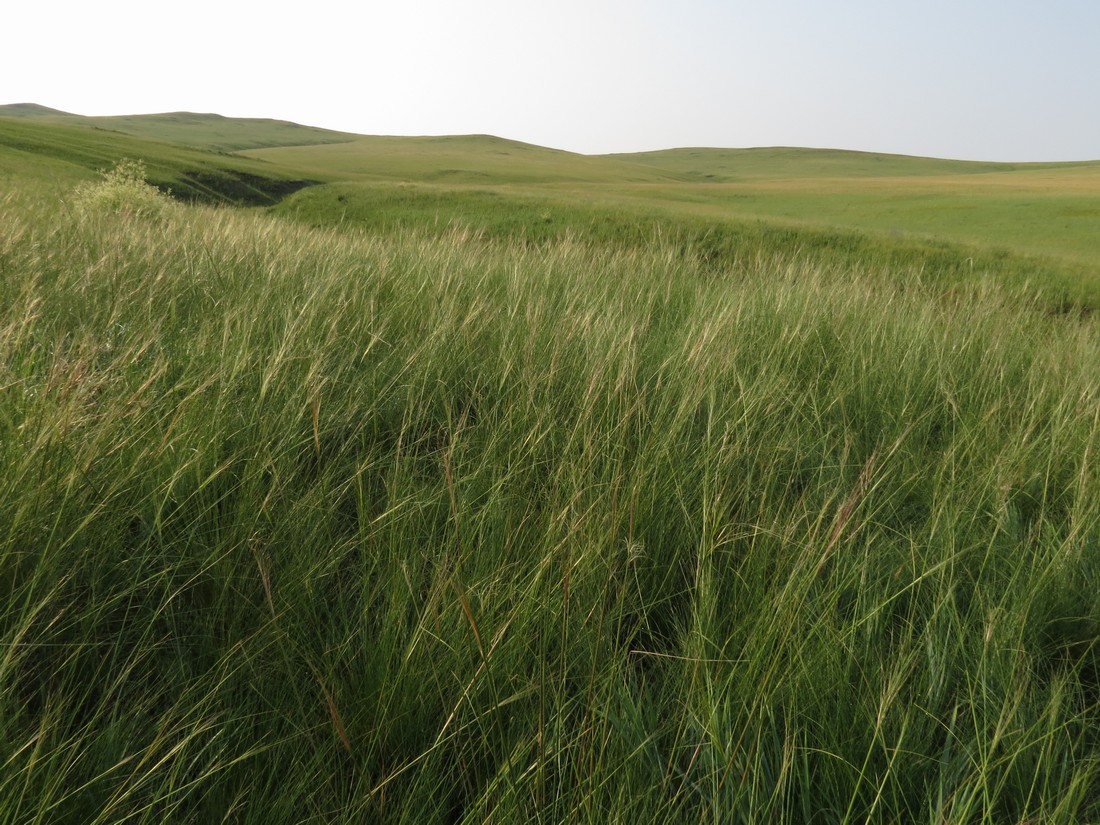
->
[73,158,173,218]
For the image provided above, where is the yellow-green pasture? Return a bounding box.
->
[4,107,1098,285]
[248,138,1100,273]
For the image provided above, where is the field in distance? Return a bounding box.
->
[4,104,1100,294]
[242,131,1100,275]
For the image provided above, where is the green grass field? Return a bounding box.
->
[7,104,1099,280]
[1,111,1099,823]
[0,115,319,205]
[242,130,1100,294]
[599,162,1100,269]
[0,103,358,152]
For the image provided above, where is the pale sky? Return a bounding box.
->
[5,0,1099,160]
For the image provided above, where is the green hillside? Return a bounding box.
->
[236,128,1100,273]
[83,112,357,152]
[0,102,75,118]
[5,107,1099,284]
[0,116,317,205]
[242,133,690,184]
[602,145,1098,181]
[0,104,357,152]
[252,137,1100,285]
[601,150,1100,267]
[592,165,1100,270]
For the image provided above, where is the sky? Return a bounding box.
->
[4,0,1099,161]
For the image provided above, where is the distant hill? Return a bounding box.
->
[0,104,357,152]
[598,146,1094,182]
[0,102,77,118]
[240,133,695,185]
[6,103,1096,179]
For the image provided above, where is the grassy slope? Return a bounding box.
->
[8,105,1096,275]
[251,137,1100,284]
[602,145,1095,180]
[595,165,1100,268]
[0,116,319,205]
[273,180,1100,312]
[243,134,689,184]
[78,113,355,152]
[0,103,76,118]
[0,103,358,152]
[597,147,1100,263]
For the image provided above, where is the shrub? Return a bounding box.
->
[72,158,173,218]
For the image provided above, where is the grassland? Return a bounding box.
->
[245,135,1100,296]
[0,116,318,205]
[0,104,358,152]
[242,133,689,185]
[1,113,1099,823]
[599,161,1100,269]
[8,104,1099,277]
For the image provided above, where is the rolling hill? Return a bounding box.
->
[0,115,318,205]
[239,133,692,185]
[600,145,1100,181]
[4,103,1099,279]
[0,103,358,152]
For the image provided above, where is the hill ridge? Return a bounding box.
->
[7,102,1100,166]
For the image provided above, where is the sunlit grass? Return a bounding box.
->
[1,184,1098,822]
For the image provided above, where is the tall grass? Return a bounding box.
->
[1,186,1098,823]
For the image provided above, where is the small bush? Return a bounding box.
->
[72,158,173,218]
